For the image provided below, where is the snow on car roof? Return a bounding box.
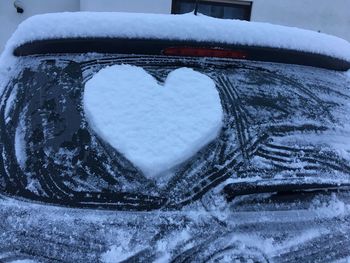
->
[2,11,350,62]
[1,11,350,96]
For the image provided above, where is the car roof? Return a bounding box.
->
[1,12,350,71]
[3,12,350,60]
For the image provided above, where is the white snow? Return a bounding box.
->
[83,65,223,178]
[11,260,38,263]
[101,230,145,263]
[2,11,350,62]
[1,11,350,102]
[101,245,139,263]
[15,114,27,169]
[311,193,350,219]
[4,83,18,122]
[154,229,191,263]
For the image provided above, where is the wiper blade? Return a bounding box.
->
[223,180,350,202]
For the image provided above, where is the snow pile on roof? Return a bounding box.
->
[83,65,223,178]
[1,12,350,103]
[2,11,350,62]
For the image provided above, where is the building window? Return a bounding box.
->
[172,0,252,21]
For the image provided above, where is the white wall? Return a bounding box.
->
[80,0,171,14]
[251,0,350,42]
[0,0,80,52]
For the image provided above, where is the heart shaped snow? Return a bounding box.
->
[83,65,223,178]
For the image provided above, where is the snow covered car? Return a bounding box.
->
[1,12,350,263]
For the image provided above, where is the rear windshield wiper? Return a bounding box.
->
[223,180,350,202]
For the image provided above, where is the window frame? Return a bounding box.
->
[171,0,253,21]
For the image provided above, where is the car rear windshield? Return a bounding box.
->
[1,54,350,210]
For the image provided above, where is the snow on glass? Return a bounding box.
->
[83,65,223,177]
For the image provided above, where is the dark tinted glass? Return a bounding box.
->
[172,0,252,20]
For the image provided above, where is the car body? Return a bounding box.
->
[1,12,350,263]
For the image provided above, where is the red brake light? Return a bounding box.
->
[163,47,248,59]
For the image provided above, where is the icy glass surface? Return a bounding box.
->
[1,55,350,210]
[1,55,350,262]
